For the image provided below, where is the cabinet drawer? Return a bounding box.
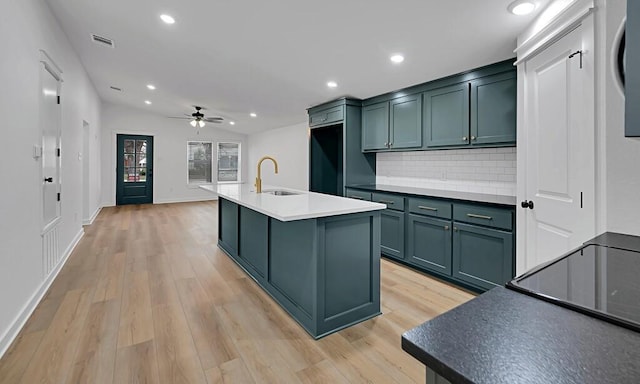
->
[453,203,513,231]
[309,105,344,127]
[372,192,404,211]
[408,197,452,219]
[345,189,372,201]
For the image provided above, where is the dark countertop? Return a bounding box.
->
[402,286,640,384]
[585,231,640,251]
[347,184,516,206]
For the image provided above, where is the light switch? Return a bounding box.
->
[33,145,42,159]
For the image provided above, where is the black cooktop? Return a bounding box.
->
[508,243,640,332]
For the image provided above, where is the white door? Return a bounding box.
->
[40,62,61,230]
[522,23,595,271]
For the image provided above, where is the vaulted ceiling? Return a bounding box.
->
[45,0,548,134]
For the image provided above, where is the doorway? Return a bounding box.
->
[116,134,154,205]
[82,121,90,222]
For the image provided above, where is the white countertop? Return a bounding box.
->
[200,183,385,221]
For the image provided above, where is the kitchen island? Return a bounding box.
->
[401,232,640,383]
[201,184,385,339]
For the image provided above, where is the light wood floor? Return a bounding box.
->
[0,201,474,384]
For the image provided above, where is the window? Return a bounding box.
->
[217,142,240,182]
[187,141,213,184]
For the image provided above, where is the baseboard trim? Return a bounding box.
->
[82,206,102,225]
[154,196,218,204]
[0,228,84,359]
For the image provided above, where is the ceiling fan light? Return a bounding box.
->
[198,120,205,128]
[190,119,197,127]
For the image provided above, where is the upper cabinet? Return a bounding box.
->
[423,83,470,147]
[361,60,516,152]
[390,94,422,149]
[470,72,517,145]
[362,95,422,151]
[362,102,389,150]
[626,0,640,137]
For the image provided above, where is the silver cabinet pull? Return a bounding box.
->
[418,206,437,211]
[471,136,476,141]
[462,136,468,141]
[444,225,449,230]
[389,142,393,147]
[378,200,394,205]
[467,213,492,220]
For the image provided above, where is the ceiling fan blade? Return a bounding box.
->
[167,116,192,119]
[203,117,224,123]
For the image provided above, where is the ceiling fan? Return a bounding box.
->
[168,106,223,127]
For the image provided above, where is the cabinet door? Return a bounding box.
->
[219,198,239,257]
[239,206,268,278]
[362,102,389,151]
[423,83,470,147]
[452,223,513,291]
[381,209,405,260]
[407,214,452,275]
[470,72,516,145]
[390,94,422,149]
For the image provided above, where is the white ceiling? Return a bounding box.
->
[45,0,548,135]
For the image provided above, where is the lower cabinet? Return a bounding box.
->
[407,214,452,275]
[239,206,268,280]
[348,188,516,292]
[219,197,239,256]
[380,209,405,260]
[452,223,513,291]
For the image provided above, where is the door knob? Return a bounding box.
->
[521,200,534,209]
[44,177,53,183]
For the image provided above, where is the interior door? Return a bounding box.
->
[116,134,154,205]
[40,63,61,229]
[522,24,595,271]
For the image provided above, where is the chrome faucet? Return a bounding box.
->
[255,156,278,193]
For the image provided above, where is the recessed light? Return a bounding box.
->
[250,113,257,118]
[390,54,405,64]
[160,14,175,24]
[229,121,236,125]
[508,1,536,15]
[327,81,338,88]
[144,100,152,105]
[147,84,156,90]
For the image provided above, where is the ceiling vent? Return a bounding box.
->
[91,34,115,48]
[110,86,122,92]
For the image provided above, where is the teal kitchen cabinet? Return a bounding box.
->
[239,206,268,281]
[345,188,372,201]
[470,72,517,145]
[373,192,405,260]
[362,94,422,151]
[452,223,513,291]
[217,197,381,339]
[346,187,516,292]
[423,83,470,147]
[308,98,376,196]
[389,94,422,149]
[407,214,452,276]
[309,105,344,128]
[218,198,239,257]
[362,102,390,151]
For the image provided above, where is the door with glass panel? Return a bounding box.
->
[116,134,154,205]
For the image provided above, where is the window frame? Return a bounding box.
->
[216,142,241,184]
[186,141,214,186]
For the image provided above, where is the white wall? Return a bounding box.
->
[376,147,517,196]
[247,122,309,190]
[101,103,248,205]
[602,0,640,235]
[0,0,102,356]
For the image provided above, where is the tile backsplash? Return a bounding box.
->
[376,147,516,196]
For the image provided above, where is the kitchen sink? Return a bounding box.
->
[263,190,300,196]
